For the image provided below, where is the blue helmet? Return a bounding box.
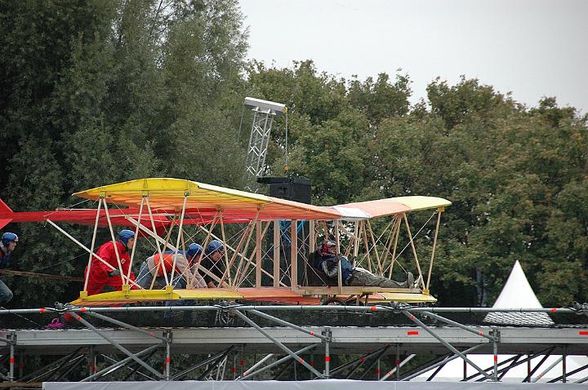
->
[118,229,135,245]
[205,240,224,255]
[186,243,203,259]
[1,232,18,246]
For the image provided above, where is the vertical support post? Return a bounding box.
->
[493,332,498,381]
[335,221,342,293]
[256,220,262,287]
[290,220,298,288]
[273,220,280,287]
[396,344,400,381]
[88,345,96,377]
[165,330,172,380]
[8,331,15,382]
[309,220,316,251]
[377,358,381,380]
[323,327,331,378]
[562,344,567,383]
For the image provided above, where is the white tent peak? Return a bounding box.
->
[484,260,554,326]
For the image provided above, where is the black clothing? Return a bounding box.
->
[200,256,225,286]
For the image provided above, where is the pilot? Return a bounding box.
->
[199,240,228,288]
[136,243,206,289]
[0,232,19,303]
[311,240,415,288]
[85,229,138,295]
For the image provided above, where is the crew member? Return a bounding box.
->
[85,229,137,295]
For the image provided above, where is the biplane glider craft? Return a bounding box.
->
[0,178,451,306]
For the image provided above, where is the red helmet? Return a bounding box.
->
[321,239,336,254]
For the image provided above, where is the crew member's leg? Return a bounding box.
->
[0,279,13,303]
[349,270,413,288]
[136,262,153,289]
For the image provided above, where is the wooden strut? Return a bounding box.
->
[145,197,170,287]
[387,216,402,279]
[197,221,288,288]
[168,195,189,286]
[84,197,103,292]
[403,214,425,289]
[127,196,145,284]
[426,209,443,292]
[237,220,271,287]
[361,220,372,273]
[380,218,396,271]
[102,200,128,288]
[231,220,257,286]
[236,222,269,287]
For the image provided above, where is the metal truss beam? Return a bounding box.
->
[1,304,587,384]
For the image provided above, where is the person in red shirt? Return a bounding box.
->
[85,229,137,296]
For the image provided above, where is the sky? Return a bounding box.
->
[239,0,588,114]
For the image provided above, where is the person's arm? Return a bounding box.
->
[174,254,190,275]
[96,244,119,276]
[321,257,339,278]
[0,253,10,269]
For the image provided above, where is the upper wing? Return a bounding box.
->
[0,178,451,229]
[328,196,452,220]
[73,178,341,223]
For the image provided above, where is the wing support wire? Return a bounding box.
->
[46,219,142,293]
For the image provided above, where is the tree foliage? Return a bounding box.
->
[0,0,247,306]
[0,1,585,310]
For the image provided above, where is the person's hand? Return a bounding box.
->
[108,269,121,277]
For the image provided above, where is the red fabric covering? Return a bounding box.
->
[85,241,136,295]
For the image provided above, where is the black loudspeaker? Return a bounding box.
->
[257,176,311,204]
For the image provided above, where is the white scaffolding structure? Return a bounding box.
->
[1,304,587,385]
[243,97,286,187]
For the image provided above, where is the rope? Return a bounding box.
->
[0,269,83,282]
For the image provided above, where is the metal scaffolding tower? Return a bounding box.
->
[242,97,286,187]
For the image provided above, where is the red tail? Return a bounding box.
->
[0,199,14,229]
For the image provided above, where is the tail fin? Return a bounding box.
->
[0,199,14,229]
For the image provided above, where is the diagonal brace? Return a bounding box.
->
[71,312,163,379]
[232,309,325,378]
[402,310,493,381]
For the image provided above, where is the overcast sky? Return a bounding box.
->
[239,0,588,113]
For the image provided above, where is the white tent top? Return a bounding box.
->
[484,260,554,326]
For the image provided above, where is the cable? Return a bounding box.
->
[284,109,289,173]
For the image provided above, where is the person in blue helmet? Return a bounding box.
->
[199,240,228,288]
[0,232,19,303]
[85,229,138,295]
[136,243,206,289]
